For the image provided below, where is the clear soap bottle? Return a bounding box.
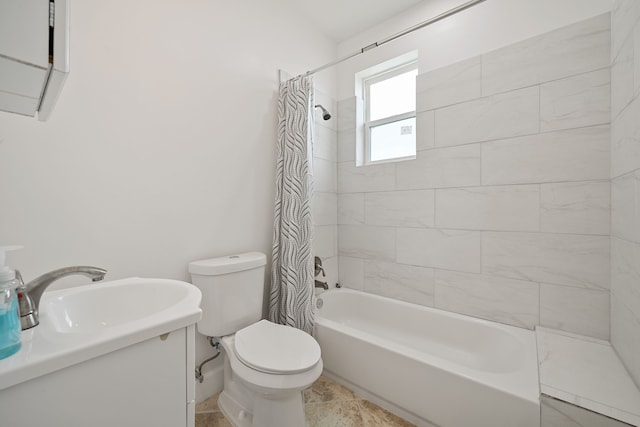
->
[0,246,22,360]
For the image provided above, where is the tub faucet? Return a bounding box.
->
[16,266,107,330]
[315,280,328,290]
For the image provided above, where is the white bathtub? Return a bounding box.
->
[314,289,540,427]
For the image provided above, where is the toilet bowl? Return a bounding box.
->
[217,320,322,427]
[189,252,323,427]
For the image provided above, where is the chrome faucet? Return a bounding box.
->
[16,266,107,330]
[314,256,328,289]
[314,280,328,290]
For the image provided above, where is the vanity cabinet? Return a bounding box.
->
[0,0,69,120]
[0,326,197,427]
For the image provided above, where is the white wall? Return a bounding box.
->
[336,0,612,99]
[0,0,337,400]
[0,0,335,284]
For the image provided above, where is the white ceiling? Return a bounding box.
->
[284,0,427,43]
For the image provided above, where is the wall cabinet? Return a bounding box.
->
[0,0,69,120]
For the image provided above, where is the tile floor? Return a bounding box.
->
[195,375,416,427]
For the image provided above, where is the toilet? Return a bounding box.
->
[189,252,322,427]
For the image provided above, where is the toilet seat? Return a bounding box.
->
[234,320,321,374]
[220,334,323,394]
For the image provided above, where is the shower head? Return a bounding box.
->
[314,104,331,121]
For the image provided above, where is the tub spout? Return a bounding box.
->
[315,280,328,290]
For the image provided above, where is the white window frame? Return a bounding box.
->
[363,61,418,165]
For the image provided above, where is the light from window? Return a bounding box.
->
[370,116,416,162]
[364,64,418,164]
[369,70,417,121]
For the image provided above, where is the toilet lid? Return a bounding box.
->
[234,320,321,374]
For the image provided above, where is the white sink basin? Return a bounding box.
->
[0,277,202,391]
[42,279,197,333]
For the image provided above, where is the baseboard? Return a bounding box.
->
[195,364,224,404]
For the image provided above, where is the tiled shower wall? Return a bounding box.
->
[337,14,612,339]
[610,0,640,387]
[312,89,339,289]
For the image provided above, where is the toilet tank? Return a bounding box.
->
[189,252,267,337]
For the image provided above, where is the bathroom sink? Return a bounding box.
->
[0,277,202,391]
[41,278,197,334]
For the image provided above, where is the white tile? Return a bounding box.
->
[365,190,434,227]
[337,193,364,225]
[537,327,640,426]
[337,97,356,131]
[435,86,539,147]
[312,192,337,226]
[435,185,539,232]
[364,260,435,307]
[612,0,640,60]
[319,256,338,291]
[611,35,635,120]
[416,56,481,111]
[313,122,337,161]
[336,97,356,164]
[338,256,365,291]
[482,14,610,95]
[541,396,631,427]
[313,157,336,192]
[337,128,355,163]
[611,237,640,321]
[396,228,481,273]
[540,181,610,236]
[396,144,481,190]
[416,110,435,151]
[635,24,640,96]
[610,294,640,387]
[337,161,395,193]
[540,284,610,340]
[313,225,337,258]
[482,232,610,290]
[434,270,539,329]
[540,68,610,133]
[611,171,640,243]
[354,98,366,165]
[337,225,395,261]
[612,95,640,178]
[482,126,610,185]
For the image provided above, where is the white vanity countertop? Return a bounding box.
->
[536,327,640,426]
[0,277,202,391]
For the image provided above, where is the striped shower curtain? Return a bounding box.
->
[268,76,316,334]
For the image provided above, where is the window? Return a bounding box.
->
[364,62,418,164]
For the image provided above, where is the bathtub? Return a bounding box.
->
[314,289,540,427]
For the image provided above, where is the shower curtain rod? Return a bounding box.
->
[298,0,487,78]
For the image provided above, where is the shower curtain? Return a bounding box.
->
[268,76,316,334]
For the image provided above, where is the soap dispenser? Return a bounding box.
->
[0,246,22,360]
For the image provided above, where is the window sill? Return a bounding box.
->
[362,154,416,167]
